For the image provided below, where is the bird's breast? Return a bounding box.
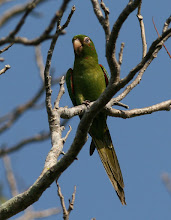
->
[73,65,106,105]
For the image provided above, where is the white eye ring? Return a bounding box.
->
[84,37,90,43]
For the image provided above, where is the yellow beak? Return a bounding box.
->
[73,39,83,55]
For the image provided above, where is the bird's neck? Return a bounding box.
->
[74,55,98,69]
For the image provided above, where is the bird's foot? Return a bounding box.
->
[82,100,91,107]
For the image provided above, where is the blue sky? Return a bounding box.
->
[0,0,171,219]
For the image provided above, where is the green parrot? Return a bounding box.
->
[66,35,126,205]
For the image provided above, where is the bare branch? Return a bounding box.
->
[137,0,147,58]
[54,76,65,109]
[0,57,4,62]
[8,0,37,39]
[16,207,61,220]
[62,125,72,143]
[106,0,141,82]
[0,132,50,157]
[60,5,76,30]
[118,27,171,93]
[0,35,54,46]
[0,64,10,75]
[0,1,75,217]
[0,43,14,54]
[118,42,125,65]
[0,0,46,27]
[59,99,129,119]
[0,3,28,27]
[35,45,45,81]
[57,183,76,220]
[3,154,18,197]
[100,0,109,18]
[0,74,62,136]
[57,183,67,218]
[90,0,110,42]
[0,0,72,46]
[163,15,171,33]
[0,85,44,133]
[67,185,76,216]
[153,17,171,59]
[105,100,171,118]
[0,0,14,6]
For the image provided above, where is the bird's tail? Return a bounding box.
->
[92,128,126,205]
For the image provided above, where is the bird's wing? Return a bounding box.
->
[99,64,110,86]
[66,68,77,106]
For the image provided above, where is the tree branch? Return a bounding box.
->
[15,207,61,220]
[0,132,50,157]
[0,0,46,28]
[0,3,75,217]
[8,0,37,39]
[35,45,45,81]
[3,154,19,197]
[0,64,10,75]
[137,0,147,58]
[105,100,171,118]
[57,183,76,220]
[90,0,110,42]
[106,0,141,82]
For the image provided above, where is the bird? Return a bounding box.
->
[66,34,126,205]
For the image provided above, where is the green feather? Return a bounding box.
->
[66,35,126,205]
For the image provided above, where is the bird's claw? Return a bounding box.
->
[82,100,91,106]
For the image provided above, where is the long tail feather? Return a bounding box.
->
[92,130,126,205]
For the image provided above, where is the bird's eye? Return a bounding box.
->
[84,37,91,44]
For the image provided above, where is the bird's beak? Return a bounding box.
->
[73,39,83,55]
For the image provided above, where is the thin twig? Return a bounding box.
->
[152,17,171,58]
[106,0,141,82]
[0,64,10,75]
[0,84,44,133]
[61,5,76,30]
[57,183,76,220]
[0,132,50,157]
[16,207,61,220]
[91,0,110,42]
[105,100,171,118]
[119,27,171,93]
[54,76,65,109]
[35,45,45,81]
[3,154,18,197]
[68,185,76,215]
[0,2,68,46]
[0,0,46,27]
[0,43,14,54]
[8,0,37,38]
[137,1,147,58]
[118,42,125,65]
[62,125,72,143]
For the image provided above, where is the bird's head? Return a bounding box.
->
[72,35,98,60]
